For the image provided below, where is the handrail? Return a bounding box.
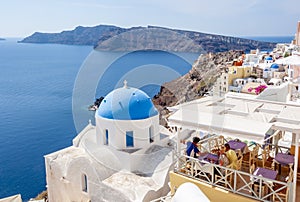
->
[267,143,290,154]
[174,154,290,202]
[150,194,173,202]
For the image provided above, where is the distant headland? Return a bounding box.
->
[0,38,5,41]
[19,25,275,53]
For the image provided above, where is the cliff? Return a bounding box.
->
[152,50,244,107]
[20,25,275,53]
[19,25,126,46]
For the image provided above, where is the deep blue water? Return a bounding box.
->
[0,39,93,200]
[0,39,198,200]
[241,36,294,43]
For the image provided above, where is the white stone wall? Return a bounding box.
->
[213,72,228,94]
[245,54,259,64]
[45,147,93,202]
[45,141,172,201]
[95,114,160,150]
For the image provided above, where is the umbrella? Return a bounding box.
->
[275,55,300,65]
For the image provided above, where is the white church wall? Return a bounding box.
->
[73,124,95,147]
[45,148,92,202]
[46,148,133,201]
[104,147,132,171]
[95,114,160,150]
[45,125,172,202]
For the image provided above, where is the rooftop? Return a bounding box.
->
[97,84,158,120]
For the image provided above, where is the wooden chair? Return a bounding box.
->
[193,160,213,181]
[252,144,260,161]
[208,138,219,152]
[236,149,243,159]
[276,164,293,183]
[214,164,234,188]
[196,142,205,153]
[262,145,274,169]
[242,145,259,169]
[272,176,291,202]
[224,136,233,143]
[236,155,243,171]
[217,135,225,147]
[249,163,256,174]
[288,165,294,181]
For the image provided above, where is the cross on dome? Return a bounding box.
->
[123,80,128,88]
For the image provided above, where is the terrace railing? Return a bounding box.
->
[150,194,172,202]
[174,154,291,202]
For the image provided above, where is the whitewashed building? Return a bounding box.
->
[44,83,173,202]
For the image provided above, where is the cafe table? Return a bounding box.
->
[253,167,278,180]
[274,153,294,174]
[228,140,247,153]
[252,167,278,198]
[198,153,219,163]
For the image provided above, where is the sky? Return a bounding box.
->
[1,0,299,38]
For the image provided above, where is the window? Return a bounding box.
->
[290,70,294,78]
[82,174,88,192]
[149,126,154,143]
[126,131,134,147]
[160,133,168,140]
[104,129,108,145]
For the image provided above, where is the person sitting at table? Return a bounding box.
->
[186,137,201,158]
[214,146,230,180]
[224,143,238,169]
[219,146,230,167]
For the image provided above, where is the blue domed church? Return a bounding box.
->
[44,81,173,202]
[96,81,160,150]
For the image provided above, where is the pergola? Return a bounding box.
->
[167,93,300,202]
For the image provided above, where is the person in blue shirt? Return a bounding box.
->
[186,137,201,158]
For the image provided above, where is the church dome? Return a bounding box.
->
[97,82,158,120]
[270,63,279,69]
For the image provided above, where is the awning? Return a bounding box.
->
[168,109,273,144]
[275,55,300,65]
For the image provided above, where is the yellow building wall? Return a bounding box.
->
[243,66,252,77]
[169,171,256,202]
[227,66,252,86]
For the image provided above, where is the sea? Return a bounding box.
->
[242,36,294,43]
[0,36,293,200]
